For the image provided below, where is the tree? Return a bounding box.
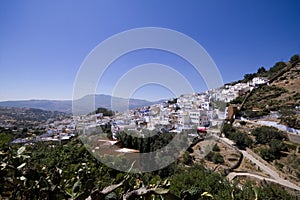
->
[260,148,275,162]
[180,151,193,165]
[212,144,220,152]
[269,139,287,156]
[91,107,114,116]
[243,73,256,82]
[213,152,225,164]
[0,132,12,148]
[290,54,299,63]
[269,61,286,74]
[257,66,266,74]
[252,126,286,144]
[222,124,253,149]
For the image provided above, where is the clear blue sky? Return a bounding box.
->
[1,0,300,101]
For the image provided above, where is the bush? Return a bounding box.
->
[91,107,114,116]
[290,54,300,63]
[259,139,287,162]
[269,62,287,75]
[257,66,267,75]
[252,126,286,144]
[205,151,225,164]
[239,121,247,126]
[180,151,193,165]
[213,144,220,152]
[260,148,275,162]
[0,132,13,149]
[222,124,253,149]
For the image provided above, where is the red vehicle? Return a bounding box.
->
[197,126,207,133]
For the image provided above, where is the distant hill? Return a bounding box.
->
[0,94,164,113]
[0,100,73,113]
[0,106,69,128]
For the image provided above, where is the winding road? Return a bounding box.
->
[215,135,300,191]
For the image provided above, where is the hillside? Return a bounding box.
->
[232,55,300,123]
[0,106,69,128]
[223,55,300,188]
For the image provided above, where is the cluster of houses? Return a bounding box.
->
[210,77,269,103]
[11,118,77,144]
[77,77,270,140]
[103,93,219,139]
[5,76,272,147]
[104,76,269,137]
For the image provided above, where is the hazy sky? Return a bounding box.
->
[1,1,300,101]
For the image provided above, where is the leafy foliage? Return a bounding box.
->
[251,126,286,145]
[0,132,12,149]
[0,134,297,199]
[222,123,253,149]
[91,107,115,116]
[257,66,267,75]
[251,126,288,162]
[116,129,176,153]
[268,61,287,76]
[243,73,256,82]
[238,84,289,118]
[280,108,300,129]
[205,151,224,164]
[259,139,287,162]
[290,54,300,63]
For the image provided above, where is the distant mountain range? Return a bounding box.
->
[0,94,165,113]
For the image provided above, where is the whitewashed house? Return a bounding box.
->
[251,77,269,86]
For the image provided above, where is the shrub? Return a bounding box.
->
[269,62,287,75]
[213,144,220,152]
[206,150,224,164]
[252,126,286,144]
[0,132,12,148]
[290,54,300,63]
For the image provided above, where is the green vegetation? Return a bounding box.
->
[243,73,256,83]
[241,60,288,84]
[169,164,295,200]
[257,66,267,74]
[268,61,287,77]
[280,107,300,129]
[252,126,287,144]
[180,150,193,165]
[205,144,224,164]
[290,54,300,63]
[90,107,115,116]
[237,85,288,118]
[222,123,253,149]
[0,132,297,199]
[0,132,12,149]
[116,129,177,153]
[287,154,300,179]
[251,126,288,162]
[205,151,224,164]
[259,139,287,162]
[211,100,227,111]
[231,55,300,120]
[281,115,300,129]
[212,143,220,152]
[241,65,268,82]
[238,109,270,119]
[231,96,244,105]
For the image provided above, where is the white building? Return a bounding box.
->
[178,111,191,125]
[251,77,268,86]
[200,102,210,110]
[189,109,208,125]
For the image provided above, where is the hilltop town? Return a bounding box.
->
[75,55,300,194]
[1,55,300,199]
